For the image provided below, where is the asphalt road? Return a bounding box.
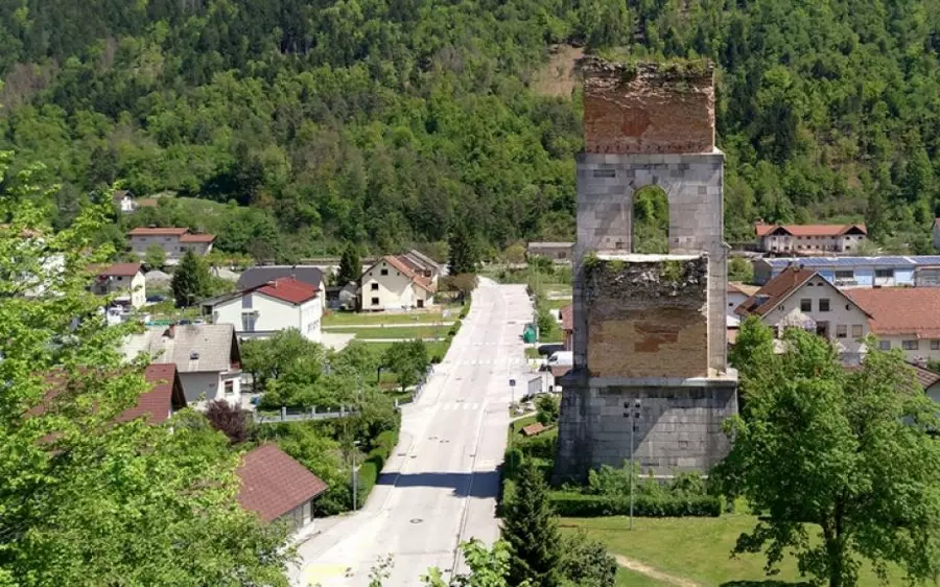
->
[290,279,532,587]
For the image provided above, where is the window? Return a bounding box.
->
[879,340,891,350]
[836,324,847,338]
[875,268,894,279]
[800,299,812,312]
[852,324,863,338]
[224,380,234,396]
[371,283,379,291]
[931,340,940,350]
[902,340,919,351]
[242,294,252,309]
[380,269,389,276]
[834,270,854,280]
[593,168,616,178]
[819,298,830,312]
[371,297,380,306]
[117,276,123,281]
[241,313,256,332]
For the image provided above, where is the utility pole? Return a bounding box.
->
[351,440,361,511]
[624,398,641,530]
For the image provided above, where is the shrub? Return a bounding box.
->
[430,354,443,364]
[356,427,400,504]
[517,432,557,461]
[548,492,721,518]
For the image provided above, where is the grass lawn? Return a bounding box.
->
[358,340,452,359]
[615,568,668,587]
[508,414,539,442]
[539,327,565,343]
[562,515,900,587]
[548,298,572,310]
[525,347,543,359]
[323,310,451,327]
[328,326,451,340]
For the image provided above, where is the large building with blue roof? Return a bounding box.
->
[753,256,940,287]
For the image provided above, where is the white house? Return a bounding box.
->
[755,223,867,255]
[113,190,137,214]
[359,255,436,311]
[121,323,243,407]
[127,227,215,264]
[399,249,444,285]
[846,287,940,363]
[92,262,146,308]
[235,266,326,312]
[736,265,872,363]
[204,277,322,342]
[726,282,759,322]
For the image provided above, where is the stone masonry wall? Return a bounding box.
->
[554,382,738,480]
[583,256,708,378]
[579,57,715,154]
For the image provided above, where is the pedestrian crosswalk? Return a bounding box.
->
[438,402,483,411]
[449,358,525,366]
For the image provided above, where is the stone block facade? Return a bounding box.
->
[554,58,738,482]
[554,380,738,478]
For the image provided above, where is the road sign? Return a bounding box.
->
[509,379,516,387]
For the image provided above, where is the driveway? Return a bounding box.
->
[289,278,533,586]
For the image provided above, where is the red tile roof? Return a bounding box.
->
[379,255,436,293]
[115,364,186,424]
[98,262,143,277]
[907,362,940,390]
[735,266,818,317]
[846,287,940,339]
[560,304,573,332]
[237,444,328,522]
[755,223,867,237]
[727,282,759,296]
[128,227,189,236]
[255,277,319,305]
[179,233,216,243]
[521,422,547,437]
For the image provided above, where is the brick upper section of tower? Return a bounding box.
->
[578,57,716,154]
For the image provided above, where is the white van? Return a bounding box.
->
[547,350,573,368]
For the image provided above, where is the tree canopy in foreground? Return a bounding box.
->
[718,318,940,587]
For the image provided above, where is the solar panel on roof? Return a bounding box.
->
[912,256,940,265]
[764,255,938,268]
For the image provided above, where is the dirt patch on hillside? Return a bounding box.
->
[533,45,584,99]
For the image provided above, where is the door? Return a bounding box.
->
[417,299,424,309]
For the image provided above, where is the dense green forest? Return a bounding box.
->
[0,0,939,257]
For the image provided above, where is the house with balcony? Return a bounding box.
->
[127,227,215,265]
[92,262,146,308]
[121,323,242,407]
[359,255,436,311]
[736,265,872,363]
[755,223,867,255]
[203,277,322,343]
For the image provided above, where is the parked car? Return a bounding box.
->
[547,350,573,368]
[146,294,167,303]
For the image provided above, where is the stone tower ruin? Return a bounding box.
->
[554,57,739,481]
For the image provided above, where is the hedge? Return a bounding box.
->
[549,492,721,518]
[357,428,400,504]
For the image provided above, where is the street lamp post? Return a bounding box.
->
[624,398,642,530]
[351,440,361,511]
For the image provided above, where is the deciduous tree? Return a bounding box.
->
[144,243,167,269]
[717,323,940,587]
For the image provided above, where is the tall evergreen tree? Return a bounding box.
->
[337,243,361,286]
[502,463,562,587]
[171,250,210,308]
[448,223,478,275]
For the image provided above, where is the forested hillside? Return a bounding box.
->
[0,0,938,257]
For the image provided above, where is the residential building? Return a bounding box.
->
[92,262,146,308]
[359,256,436,311]
[236,444,328,530]
[736,265,871,362]
[726,282,759,322]
[121,323,242,407]
[754,223,867,255]
[846,287,940,363]
[33,363,187,425]
[527,241,575,263]
[909,362,940,404]
[235,266,326,311]
[752,255,940,286]
[398,249,444,286]
[203,277,323,342]
[559,304,573,351]
[127,227,215,265]
[113,190,136,214]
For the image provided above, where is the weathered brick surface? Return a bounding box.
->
[583,256,708,378]
[579,57,716,154]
